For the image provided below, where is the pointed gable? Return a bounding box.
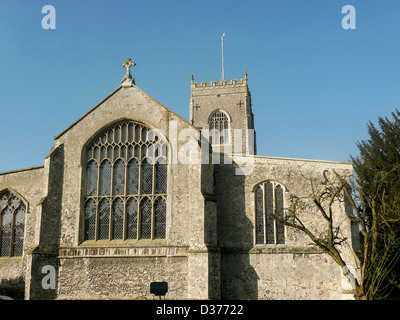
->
[54,84,197,146]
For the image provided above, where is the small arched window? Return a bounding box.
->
[255,181,285,245]
[83,121,168,241]
[209,110,229,145]
[0,190,26,257]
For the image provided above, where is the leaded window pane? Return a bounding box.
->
[100,146,106,161]
[154,197,166,239]
[275,185,285,244]
[107,146,113,159]
[135,125,141,142]
[88,148,93,160]
[108,129,114,144]
[86,160,98,196]
[1,208,12,256]
[121,123,128,143]
[84,199,96,240]
[112,198,124,239]
[115,126,121,143]
[0,195,7,211]
[128,123,134,142]
[13,208,25,256]
[83,121,167,241]
[128,145,134,159]
[127,159,139,195]
[113,159,125,196]
[141,160,153,195]
[100,160,112,196]
[114,146,120,160]
[265,183,275,244]
[134,145,141,159]
[98,199,110,240]
[255,186,264,244]
[140,198,152,239]
[141,145,149,160]
[155,163,167,194]
[121,145,127,159]
[94,147,99,160]
[126,198,138,239]
[142,127,148,142]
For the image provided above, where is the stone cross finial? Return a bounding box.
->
[122,57,136,76]
[121,57,136,87]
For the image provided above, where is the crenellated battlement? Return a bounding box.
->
[191,70,248,90]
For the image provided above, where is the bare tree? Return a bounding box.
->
[279,171,400,300]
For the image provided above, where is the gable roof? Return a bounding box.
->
[54,84,196,140]
[54,86,122,140]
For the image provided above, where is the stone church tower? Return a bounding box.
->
[189,71,256,156]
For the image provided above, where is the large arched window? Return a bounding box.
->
[209,110,230,145]
[254,181,285,245]
[0,190,26,257]
[83,121,168,241]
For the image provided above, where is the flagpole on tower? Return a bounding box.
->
[221,32,225,81]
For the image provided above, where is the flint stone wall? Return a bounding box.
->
[215,154,357,299]
[0,166,45,298]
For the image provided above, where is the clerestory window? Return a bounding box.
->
[209,110,230,145]
[83,121,168,241]
[255,181,286,245]
[0,190,26,257]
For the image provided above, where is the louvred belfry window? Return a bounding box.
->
[255,182,285,245]
[210,111,229,145]
[0,190,26,257]
[83,121,167,241]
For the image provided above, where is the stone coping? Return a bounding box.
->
[0,165,44,176]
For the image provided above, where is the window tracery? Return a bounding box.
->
[0,190,25,257]
[209,110,230,145]
[255,181,285,245]
[83,121,167,241]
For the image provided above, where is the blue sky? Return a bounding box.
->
[1,0,400,172]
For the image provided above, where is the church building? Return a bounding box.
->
[0,58,360,300]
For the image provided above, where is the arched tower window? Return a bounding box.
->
[0,190,26,257]
[209,110,230,145]
[83,121,168,241]
[255,181,285,245]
